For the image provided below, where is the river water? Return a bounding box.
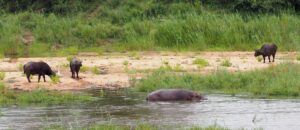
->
[0,90,300,130]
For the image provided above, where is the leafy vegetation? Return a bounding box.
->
[134,63,300,97]
[0,83,94,106]
[1,0,299,14]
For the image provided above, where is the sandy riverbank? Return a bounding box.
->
[0,51,298,91]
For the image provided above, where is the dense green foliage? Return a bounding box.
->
[134,63,300,97]
[0,0,299,57]
[1,0,299,14]
[0,83,94,106]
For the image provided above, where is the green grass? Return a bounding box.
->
[91,66,101,75]
[193,58,209,68]
[256,57,263,62]
[134,63,300,97]
[297,55,300,61]
[0,83,94,106]
[51,75,61,84]
[0,72,5,80]
[220,59,232,67]
[80,66,89,72]
[0,11,300,57]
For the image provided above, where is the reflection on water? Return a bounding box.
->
[0,90,300,130]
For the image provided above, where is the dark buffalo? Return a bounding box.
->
[254,43,277,63]
[146,89,206,102]
[70,57,82,79]
[23,61,56,83]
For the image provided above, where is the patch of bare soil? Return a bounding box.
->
[0,52,298,91]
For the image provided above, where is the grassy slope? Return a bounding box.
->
[134,63,300,97]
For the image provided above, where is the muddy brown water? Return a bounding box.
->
[0,90,300,130]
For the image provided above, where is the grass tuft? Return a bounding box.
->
[51,75,61,84]
[297,55,300,61]
[193,58,209,68]
[0,72,5,80]
[220,59,232,67]
[91,66,101,74]
[256,57,263,62]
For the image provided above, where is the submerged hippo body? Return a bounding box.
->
[254,43,277,63]
[70,57,82,79]
[146,89,206,102]
[23,61,55,83]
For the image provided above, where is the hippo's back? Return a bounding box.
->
[147,89,194,101]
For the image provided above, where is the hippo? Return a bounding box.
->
[254,43,277,63]
[23,61,56,83]
[70,57,82,79]
[146,89,206,102]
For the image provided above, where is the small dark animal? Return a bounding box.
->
[70,57,82,79]
[146,89,207,102]
[23,61,56,83]
[254,43,277,63]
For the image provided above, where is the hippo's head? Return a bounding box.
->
[191,93,207,101]
[254,49,261,57]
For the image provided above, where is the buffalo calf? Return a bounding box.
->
[254,43,277,63]
[23,61,56,83]
[70,57,82,79]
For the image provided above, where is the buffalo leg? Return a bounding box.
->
[43,75,46,82]
[268,56,271,63]
[76,71,79,79]
[272,54,275,62]
[263,56,266,63]
[38,74,41,82]
[71,71,75,78]
[26,74,31,83]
